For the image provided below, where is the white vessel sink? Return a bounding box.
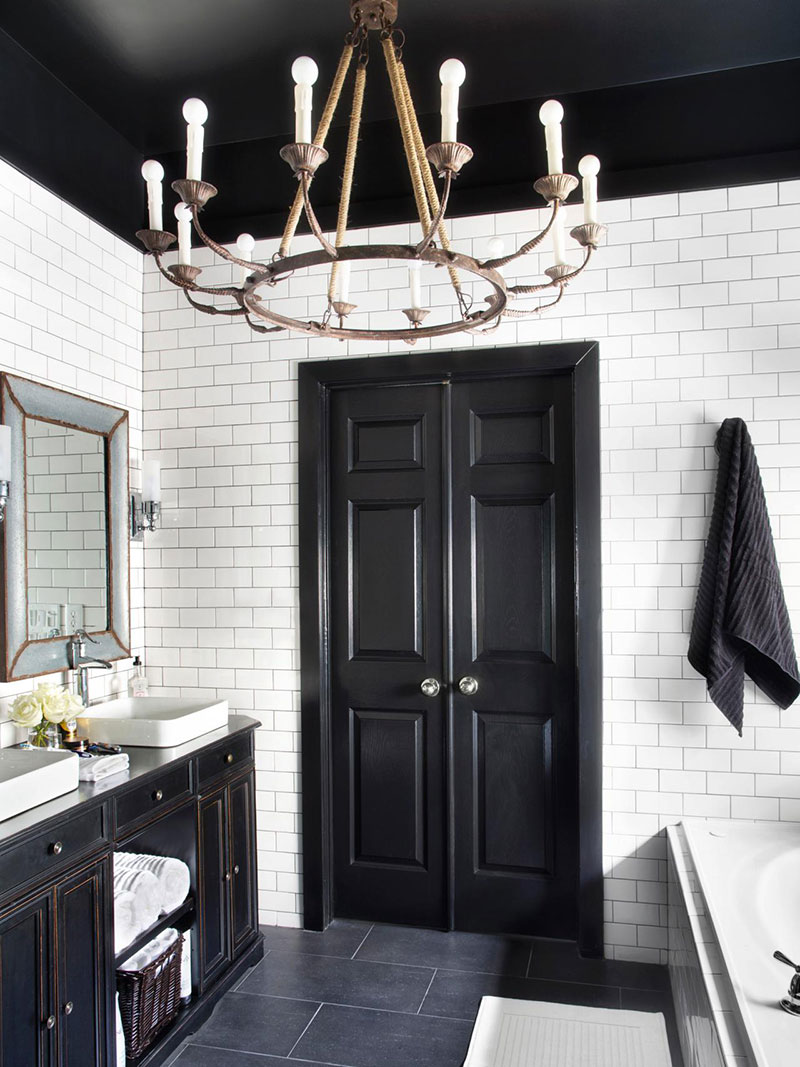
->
[77,697,229,748]
[0,748,80,822]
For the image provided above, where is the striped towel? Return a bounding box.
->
[688,418,800,734]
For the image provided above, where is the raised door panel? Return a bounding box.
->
[198,789,230,989]
[0,892,53,1067]
[229,773,258,955]
[57,858,111,1067]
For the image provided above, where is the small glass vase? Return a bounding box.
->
[27,722,63,749]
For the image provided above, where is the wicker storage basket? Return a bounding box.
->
[117,933,184,1058]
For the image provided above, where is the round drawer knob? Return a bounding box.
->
[224,871,232,882]
[233,864,240,875]
[50,841,63,856]
[45,1015,56,1030]
[225,753,234,765]
[64,1002,74,1016]
[152,789,164,802]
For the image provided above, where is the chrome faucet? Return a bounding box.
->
[67,630,113,708]
[774,951,800,1015]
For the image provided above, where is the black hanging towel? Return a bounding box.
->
[688,417,800,734]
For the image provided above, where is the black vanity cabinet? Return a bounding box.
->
[198,759,259,990]
[0,855,112,1067]
[0,716,263,1067]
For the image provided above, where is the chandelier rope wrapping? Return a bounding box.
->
[136,0,607,344]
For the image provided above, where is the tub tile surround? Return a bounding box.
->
[140,176,800,961]
[0,157,145,745]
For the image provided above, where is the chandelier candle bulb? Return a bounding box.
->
[538,99,564,176]
[140,159,164,231]
[578,154,600,224]
[336,261,352,304]
[408,260,422,310]
[292,56,319,143]
[182,98,208,181]
[174,202,193,265]
[439,59,466,143]
[236,232,256,285]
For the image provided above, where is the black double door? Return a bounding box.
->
[328,368,581,937]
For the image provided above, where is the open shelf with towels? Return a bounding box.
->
[115,895,195,968]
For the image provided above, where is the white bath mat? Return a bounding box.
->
[464,997,672,1067]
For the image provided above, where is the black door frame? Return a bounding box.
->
[298,341,603,957]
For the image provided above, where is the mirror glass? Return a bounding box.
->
[25,419,108,640]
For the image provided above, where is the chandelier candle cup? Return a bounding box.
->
[439,59,466,143]
[140,160,164,231]
[182,98,208,182]
[539,99,564,175]
[292,56,319,143]
[236,233,256,285]
[578,154,600,224]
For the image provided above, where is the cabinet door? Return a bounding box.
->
[56,857,112,1067]
[198,787,230,989]
[0,890,54,1067]
[229,772,258,954]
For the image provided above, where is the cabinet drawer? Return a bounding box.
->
[197,734,253,790]
[114,763,192,834]
[0,806,106,899]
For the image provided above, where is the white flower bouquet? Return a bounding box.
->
[10,683,83,746]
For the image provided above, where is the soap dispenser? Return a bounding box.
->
[130,656,149,698]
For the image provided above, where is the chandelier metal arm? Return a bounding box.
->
[299,171,338,258]
[280,42,355,257]
[396,60,462,295]
[189,205,269,277]
[483,199,560,271]
[509,245,593,294]
[501,286,566,317]
[244,313,285,334]
[414,169,452,255]
[183,291,248,316]
[152,251,244,302]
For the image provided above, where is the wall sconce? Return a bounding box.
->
[130,458,161,540]
[0,424,10,523]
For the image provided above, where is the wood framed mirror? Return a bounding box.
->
[0,373,130,680]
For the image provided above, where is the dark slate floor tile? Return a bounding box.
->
[356,923,531,976]
[292,1003,473,1067]
[185,991,319,1057]
[420,967,621,1021]
[259,919,372,959]
[620,987,684,1067]
[240,948,434,1012]
[173,1048,328,1067]
[527,938,669,991]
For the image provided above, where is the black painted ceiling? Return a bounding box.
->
[3,0,800,153]
[0,0,798,244]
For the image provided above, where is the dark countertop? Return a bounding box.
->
[0,714,260,849]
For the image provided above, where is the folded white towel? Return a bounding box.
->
[113,889,138,955]
[119,928,183,973]
[114,851,190,915]
[79,753,130,783]
[114,867,160,937]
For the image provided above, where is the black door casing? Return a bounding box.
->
[299,343,602,955]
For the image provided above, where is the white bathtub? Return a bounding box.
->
[675,819,800,1067]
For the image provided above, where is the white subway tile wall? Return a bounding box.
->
[141,179,800,961]
[0,159,145,744]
